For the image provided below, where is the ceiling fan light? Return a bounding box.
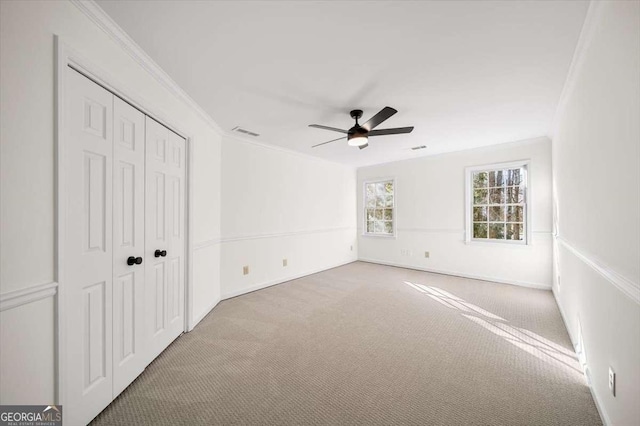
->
[348,135,368,147]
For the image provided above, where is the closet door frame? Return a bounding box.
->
[55,37,195,408]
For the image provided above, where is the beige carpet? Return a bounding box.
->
[92,261,601,425]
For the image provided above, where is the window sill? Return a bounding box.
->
[362,233,397,239]
[465,239,531,247]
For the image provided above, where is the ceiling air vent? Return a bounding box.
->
[231,126,260,137]
[411,145,427,151]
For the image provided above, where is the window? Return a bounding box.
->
[466,162,529,244]
[364,179,395,236]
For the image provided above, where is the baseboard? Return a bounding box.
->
[189,298,220,331]
[587,375,612,426]
[221,259,357,300]
[358,258,551,290]
[552,288,610,426]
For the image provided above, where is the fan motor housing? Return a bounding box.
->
[348,126,368,137]
[350,109,364,120]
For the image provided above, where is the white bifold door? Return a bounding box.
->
[63,67,186,425]
[144,117,186,362]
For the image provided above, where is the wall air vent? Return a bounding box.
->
[411,145,427,150]
[231,126,260,137]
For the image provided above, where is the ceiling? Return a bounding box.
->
[96,0,589,167]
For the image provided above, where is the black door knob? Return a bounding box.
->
[154,249,167,258]
[127,256,143,266]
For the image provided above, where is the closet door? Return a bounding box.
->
[112,97,147,397]
[166,130,186,340]
[144,118,186,361]
[64,67,114,425]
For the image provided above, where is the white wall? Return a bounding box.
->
[0,297,55,404]
[357,137,553,288]
[220,135,357,298]
[551,1,640,424]
[0,0,221,404]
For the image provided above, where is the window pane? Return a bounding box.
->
[506,186,525,203]
[374,221,385,233]
[489,170,504,187]
[473,206,487,222]
[383,221,393,234]
[505,168,523,186]
[474,189,488,204]
[366,209,375,221]
[376,195,385,208]
[383,209,393,220]
[489,206,504,222]
[506,205,524,222]
[384,181,394,195]
[367,221,374,233]
[366,197,376,208]
[366,183,375,199]
[489,187,505,204]
[385,194,394,207]
[489,223,505,239]
[506,223,524,240]
[473,223,487,238]
[374,209,383,220]
[376,183,385,194]
[473,172,488,188]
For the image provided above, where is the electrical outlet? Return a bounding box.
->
[609,367,615,396]
[424,251,430,258]
[243,266,249,275]
[283,259,288,267]
[350,245,353,251]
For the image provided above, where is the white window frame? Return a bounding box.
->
[362,177,396,238]
[464,160,531,245]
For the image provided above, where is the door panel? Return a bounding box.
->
[64,67,114,425]
[145,118,186,361]
[167,131,186,331]
[112,97,146,397]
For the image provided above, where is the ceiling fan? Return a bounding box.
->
[309,107,414,150]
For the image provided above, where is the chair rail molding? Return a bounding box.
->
[220,226,355,244]
[0,282,58,312]
[556,235,640,305]
[193,237,222,251]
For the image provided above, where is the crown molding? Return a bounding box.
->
[549,0,606,139]
[357,135,550,170]
[69,0,224,135]
[222,130,357,170]
[69,0,357,170]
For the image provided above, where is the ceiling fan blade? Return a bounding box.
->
[311,136,346,148]
[368,126,414,136]
[362,106,397,131]
[309,124,348,134]
[358,143,369,150]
